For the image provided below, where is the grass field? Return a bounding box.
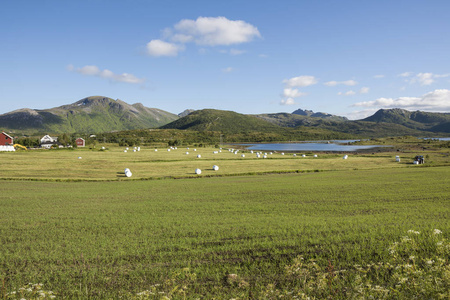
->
[0,145,449,298]
[1,144,449,180]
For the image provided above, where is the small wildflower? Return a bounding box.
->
[433,229,442,235]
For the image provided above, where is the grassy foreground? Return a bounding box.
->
[1,160,449,298]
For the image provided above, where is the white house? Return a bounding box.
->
[40,135,59,149]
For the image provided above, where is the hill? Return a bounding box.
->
[362,108,450,131]
[161,109,283,133]
[0,96,178,134]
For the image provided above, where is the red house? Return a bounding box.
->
[0,132,14,146]
[75,138,85,147]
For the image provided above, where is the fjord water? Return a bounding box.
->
[241,140,391,152]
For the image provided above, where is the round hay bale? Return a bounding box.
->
[314,154,318,157]
[213,165,219,171]
[155,149,158,152]
[197,154,201,158]
[167,149,171,152]
[241,154,245,157]
[78,156,82,159]
[281,152,284,155]
[124,150,127,153]
[125,171,132,177]
[293,154,296,157]
[302,154,306,157]
[343,155,348,159]
[186,152,189,155]
[195,168,202,174]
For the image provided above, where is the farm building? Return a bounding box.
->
[0,132,13,146]
[40,135,60,149]
[75,138,85,147]
[0,132,15,151]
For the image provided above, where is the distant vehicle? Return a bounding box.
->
[414,155,424,164]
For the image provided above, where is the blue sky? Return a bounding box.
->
[1,0,449,119]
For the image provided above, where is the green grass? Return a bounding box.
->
[2,145,449,181]
[1,160,449,298]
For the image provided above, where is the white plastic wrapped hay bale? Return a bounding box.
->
[302,154,306,157]
[197,154,201,158]
[343,155,348,159]
[314,154,318,158]
[281,152,284,155]
[186,152,189,155]
[213,165,219,171]
[155,149,158,152]
[124,168,132,177]
[241,154,245,158]
[78,156,82,159]
[396,156,400,162]
[195,168,202,174]
[293,154,296,157]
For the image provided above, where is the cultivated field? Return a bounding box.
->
[0,145,449,299]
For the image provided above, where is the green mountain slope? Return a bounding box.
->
[161,109,283,133]
[0,96,178,133]
[362,108,450,131]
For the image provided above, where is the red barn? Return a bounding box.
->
[75,138,85,147]
[0,132,14,146]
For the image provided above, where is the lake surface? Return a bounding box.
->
[237,141,391,152]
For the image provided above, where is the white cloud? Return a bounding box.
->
[338,90,356,96]
[373,74,385,79]
[359,87,370,94]
[258,54,268,58]
[324,81,338,87]
[146,39,184,57]
[283,75,318,88]
[280,98,297,105]
[409,72,450,86]
[71,65,145,84]
[173,16,261,46]
[282,88,307,98]
[77,65,100,76]
[344,108,379,120]
[324,79,357,86]
[352,89,450,111]
[222,67,234,73]
[398,72,413,77]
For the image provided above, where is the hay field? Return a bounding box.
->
[0,146,449,298]
[1,145,447,180]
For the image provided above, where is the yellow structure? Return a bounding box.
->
[13,144,27,150]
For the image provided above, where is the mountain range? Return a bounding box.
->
[1,96,449,137]
[0,96,178,134]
